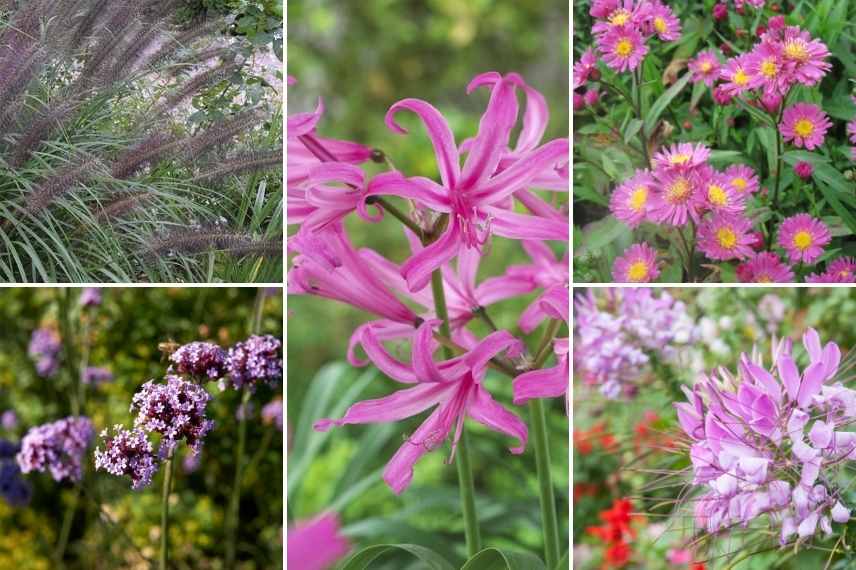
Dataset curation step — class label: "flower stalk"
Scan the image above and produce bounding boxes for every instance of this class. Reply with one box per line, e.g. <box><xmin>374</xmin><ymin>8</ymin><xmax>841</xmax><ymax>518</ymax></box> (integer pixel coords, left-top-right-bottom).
<box><xmin>160</xmin><ymin>455</ymin><xmax>174</xmax><ymax>570</ymax></box>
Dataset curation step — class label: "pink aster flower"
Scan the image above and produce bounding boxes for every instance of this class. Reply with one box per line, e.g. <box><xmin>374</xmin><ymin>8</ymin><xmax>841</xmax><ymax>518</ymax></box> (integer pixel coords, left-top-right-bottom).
<box><xmin>780</xmin><ymin>103</ymin><xmax>831</xmax><ymax>150</ymax></box>
<box><xmin>807</xmin><ymin>257</ymin><xmax>856</xmax><ymax>283</ymax></box>
<box><xmin>609</xmin><ymin>169</ymin><xmax>655</xmax><ymax>228</ymax></box>
<box><xmin>737</xmin><ymin>252</ymin><xmax>795</xmax><ymax>283</ymax></box>
<box><xmin>377</xmin><ymin>72</ymin><xmax>569</xmax><ymax>292</ymax></box>
<box><xmin>317</xmin><ymin>321</ymin><xmax>527</xmax><ymax>494</ymax></box>
<box><xmin>719</xmin><ymin>54</ymin><xmax>753</xmax><ymax>97</ymax></box>
<box><xmin>806</xmin><ymin>270</ymin><xmax>856</xmax><ymax>284</ymax></box>
<box><xmin>689</xmin><ymin>50</ymin><xmax>722</xmax><ymax>87</ymax></box>
<box><xmin>597</xmin><ymin>27</ymin><xmax>648</xmax><ymax>73</ymax></box>
<box><xmin>591</xmin><ymin>0</ymin><xmax>650</xmax><ymax>36</ymax></box>
<box><xmin>777</xmin><ymin>213</ymin><xmax>831</xmax><ymax>265</ymax></box>
<box><xmin>644</xmin><ymin>1</ymin><xmax>681</xmax><ymax>41</ymax></box>
<box><xmin>573</xmin><ymin>48</ymin><xmax>599</xmax><ymax>89</ymax></box>
<box><xmin>612</xmin><ymin>243</ymin><xmax>660</xmax><ymax>283</ymax></box>
<box><xmin>724</xmin><ymin>164</ymin><xmax>760</xmax><ymax>194</ymax></box>
<box><xmin>648</xmin><ymin>169</ymin><xmax>702</xmax><ymax>226</ymax></box>
<box><xmin>653</xmin><ymin>142</ymin><xmax>711</xmax><ymax>173</ymax></box>
<box><xmin>693</xmin><ymin>168</ymin><xmax>746</xmax><ymax>214</ymax></box>
<box><xmin>697</xmin><ymin>213</ymin><xmax>756</xmax><ymax>261</ymax></box>
<box><xmin>794</xmin><ymin>161</ymin><xmax>814</xmax><ymax>180</ymax></box>
<box><xmin>287</xmin><ymin>513</ymin><xmax>351</xmax><ymax>570</ymax></box>
<box><xmin>746</xmin><ymin>42</ymin><xmax>789</xmax><ymax>96</ymax></box>
<box><xmin>779</xmin><ymin>26</ymin><xmax>831</xmax><ymax>87</ymax></box>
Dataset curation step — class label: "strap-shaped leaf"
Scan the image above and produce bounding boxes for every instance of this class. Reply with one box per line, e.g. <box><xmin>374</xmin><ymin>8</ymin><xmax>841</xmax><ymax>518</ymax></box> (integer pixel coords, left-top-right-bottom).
<box><xmin>460</xmin><ymin>547</ymin><xmax>546</xmax><ymax>570</ymax></box>
<box><xmin>341</xmin><ymin>543</ymin><xmax>456</xmax><ymax>570</ymax></box>
<box><xmin>643</xmin><ymin>73</ymin><xmax>691</xmax><ymax>137</ymax></box>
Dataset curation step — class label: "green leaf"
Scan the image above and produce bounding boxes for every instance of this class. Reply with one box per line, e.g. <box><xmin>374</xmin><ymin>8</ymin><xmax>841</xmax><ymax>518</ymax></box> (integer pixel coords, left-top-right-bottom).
<box><xmin>755</xmin><ymin>127</ymin><xmax>778</xmax><ymax>178</ymax></box>
<box><xmin>574</xmin><ymin>216</ymin><xmax>630</xmax><ymax>256</ymax></box>
<box><xmin>554</xmin><ymin>551</ymin><xmax>569</xmax><ymax>570</ymax></box>
<box><xmin>460</xmin><ymin>547</ymin><xmax>546</xmax><ymax>570</ymax></box>
<box><xmin>340</xmin><ymin>544</ymin><xmax>456</xmax><ymax>570</ymax></box>
<box><xmin>644</xmin><ymin>73</ymin><xmax>692</xmax><ymax>137</ymax></box>
<box><xmin>623</xmin><ymin>118</ymin><xmax>644</xmax><ymax>144</ymax></box>
<box><xmin>816</xmin><ymin>180</ymin><xmax>856</xmax><ymax>235</ymax></box>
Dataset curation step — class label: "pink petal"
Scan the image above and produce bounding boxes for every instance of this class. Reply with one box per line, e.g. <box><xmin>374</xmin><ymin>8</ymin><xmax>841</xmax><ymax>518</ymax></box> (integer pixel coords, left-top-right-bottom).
<box><xmin>471</xmin><ymin>139</ymin><xmax>570</xmax><ymax>205</ymax></box>
<box><xmin>400</xmin><ymin>223</ymin><xmax>462</xmax><ymax>292</ymax></box>
<box><xmin>357</xmin><ymin>325</ymin><xmax>418</xmax><ymax>383</ymax></box>
<box><xmin>467</xmin><ymin>385</ymin><xmax>527</xmax><ymax>454</ymax></box>
<box><xmin>797</xmin><ymin>361</ymin><xmax>826</xmax><ymax>408</ymax></box>
<box><xmin>411</xmin><ymin>320</ymin><xmax>448</xmax><ymax>383</ymax></box>
<box><xmin>473</xmin><ymin>274</ymin><xmax>536</xmax><ymax>306</ymax></box>
<box><xmin>513</xmin><ymin>362</ymin><xmax>568</xmax><ymax>405</ymax></box>
<box><xmin>385</xmin><ymin>99</ymin><xmax>460</xmax><ymax>189</ymax></box>
<box><xmin>287</xmin><ymin>98</ymin><xmax>324</xmax><ymax>137</ymax></box>
<box><xmin>314</xmin><ymin>136</ymin><xmax>373</xmax><ymax>163</ymax></box>
<box><xmin>741</xmin><ymin>358</ymin><xmax>782</xmax><ymax>404</ymax></box>
<box><xmin>821</xmin><ymin>342</ymin><xmax>841</xmax><ymax>378</ymax></box>
<box><xmin>308</xmin><ymin>162</ymin><xmax>365</xmax><ymax>187</ymax></box>
<box><xmin>347</xmin><ymin>320</ymin><xmax>413</xmax><ymax>368</ymax></box>
<box><xmin>516</xmin><ymin>81</ymin><xmax>550</xmax><ymax>153</ymax></box>
<box><xmin>365</xmin><ymin>172</ymin><xmax>452</xmax><ymax>213</ymax></box>
<box><xmin>777</xmin><ymin>354</ymin><xmax>801</xmax><ymax>402</ymax></box>
<box><xmin>803</xmin><ymin>328</ymin><xmax>822</xmax><ymax>362</ymax></box>
<box><xmin>462</xmin><ymin>330</ymin><xmax>523</xmax><ymax>373</ymax></box>
<box><xmin>286</xmin><ymin>513</ymin><xmax>351</xmax><ymax>570</ymax></box>
<box><xmin>485</xmin><ymin>206</ymin><xmax>569</xmax><ymax>241</ymax></box>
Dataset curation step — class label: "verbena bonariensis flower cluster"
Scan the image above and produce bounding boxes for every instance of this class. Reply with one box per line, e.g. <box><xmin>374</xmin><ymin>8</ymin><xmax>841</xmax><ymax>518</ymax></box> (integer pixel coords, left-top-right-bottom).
<box><xmin>0</xmin><ymin>439</ymin><xmax>31</xmax><ymax>506</ymax></box>
<box><xmin>574</xmin><ymin>2</ymin><xmax>855</xmax><ymax>283</ymax></box>
<box><xmin>17</xmin><ymin>417</ymin><xmax>93</xmax><ymax>483</ymax></box>
<box><xmin>676</xmin><ymin>329</ymin><xmax>854</xmax><ymax>545</ymax></box>
<box><xmin>288</xmin><ymin>71</ymin><xmax>568</xmax><ymax>495</ymax></box>
<box><xmin>28</xmin><ymin>328</ymin><xmax>62</xmax><ymax>378</ymax></box>
<box><xmin>574</xmin><ymin>288</ymin><xmax>697</xmax><ymax>399</ymax></box>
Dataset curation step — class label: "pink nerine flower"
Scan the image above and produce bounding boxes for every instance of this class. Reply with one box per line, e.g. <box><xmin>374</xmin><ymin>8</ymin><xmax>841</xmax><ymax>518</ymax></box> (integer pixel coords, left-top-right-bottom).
<box><xmin>676</xmin><ymin>329</ymin><xmax>854</xmax><ymax>544</ymax></box>
<box><xmin>777</xmin><ymin>214</ymin><xmax>831</xmax><ymax>265</ymax></box>
<box><xmin>287</xmin><ymin>513</ymin><xmax>351</xmax><ymax>570</ymax></box>
<box><xmin>315</xmin><ymin>321</ymin><xmax>527</xmax><ymax>494</ymax></box>
<box><xmin>697</xmin><ymin>213</ymin><xmax>755</xmax><ymax>261</ymax></box>
<box><xmin>689</xmin><ymin>50</ymin><xmax>721</xmax><ymax>87</ymax></box>
<box><xmin>736</xmin><ymin>253</ymin><xmax>795</xmax><ymax>283</ymax></box>
<box><xmin>597</xmin><ymin>27</ymin><xmax>648</xmax><ymax>72</ymax></box>
<box><xmin>612</xmin><ymin>243</ymin><xmax>660</xmax><ymax>283</ymax></box>
<box><xmin>609</xmin><ymin>169</ymin><xmax>655</xmax><ymax>228</ymax></box>
<box><xmin>780</xmin><ymin>103</ymin><xmax>831</xmax><ymax>150</ymax></box>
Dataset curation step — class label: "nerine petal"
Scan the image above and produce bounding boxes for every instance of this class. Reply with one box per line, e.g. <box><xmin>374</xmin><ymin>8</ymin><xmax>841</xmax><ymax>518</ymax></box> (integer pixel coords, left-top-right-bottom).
<box><xmin>467</xmin><ymin>385</ymin><xmax>527</xmax><ymax>454</ymax></box>
<box><xmin>385</xmin><ymin>99</ymin><xmax>460</xmax><ymax>189</ymax></box>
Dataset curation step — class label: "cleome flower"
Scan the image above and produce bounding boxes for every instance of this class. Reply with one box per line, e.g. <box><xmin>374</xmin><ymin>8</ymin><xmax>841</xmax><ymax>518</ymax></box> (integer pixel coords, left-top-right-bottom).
<box><xmin>676</xmin><ymin>329</ymin><xmax>854</xmax><ymax>544</ymax></box>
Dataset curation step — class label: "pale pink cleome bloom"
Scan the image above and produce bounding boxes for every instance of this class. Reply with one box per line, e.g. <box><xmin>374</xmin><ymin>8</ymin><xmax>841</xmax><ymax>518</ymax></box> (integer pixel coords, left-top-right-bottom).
<box><xmin>777</xmin><ymin>213</ymin><xmax>831</xmax><ymax>265</ymax></box>
<box><xmin>724</xmin><ymin>164</ymin><xmax>760</xmax><ymax>195</ymax></box>
<box><xmin>316</xmin><ymin>321</ymin><xmax>528</xmax><ymax>494</ymax></box>
<box><xmin>612</xmin><ymin>243</ymin><xmax>660</xmax><ymax>283</ymax></box>
<box><xmin>780</xmin><ymin>103</ymin><xmax>831</xmax><ymax>150</ymax></box>
<box><xmin>287</xmin><ymin>513</ymin><xmax>350</xmax><ymax>570</ymax></box>
<box><xmin>689</xmin><ymin>50</ymin><xmax>722</xmax><ymax>87</ymax></box>
<box><xmin>597</xmin><ymin>27</ymin><xmax>648</xmax><ymax>72</ymax></box>
<box><xmin>697</xmin><ymin>213</ymin><xmax>756</xmax><ymax>261</ymax></box>
<box><xmin>736</xmin><ymin>252</ymin><xmax>795</xmax><ymax>283</ymax></box>
<box><xmin>609</xmin><ymin>169</ymin><xmax>655</xmax><ymax>228</ymax></box>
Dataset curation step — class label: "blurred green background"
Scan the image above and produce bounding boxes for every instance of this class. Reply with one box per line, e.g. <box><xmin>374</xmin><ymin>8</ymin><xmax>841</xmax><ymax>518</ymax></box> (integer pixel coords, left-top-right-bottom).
<box><xmin>0</xmin><ymin>287</ymin><xmax>283</xmax><ymax>569</ymax></box>
<box><xmin>287</xmin><ymin>1</ymin><xmax>569</xmax><ymax>567</ymax></box>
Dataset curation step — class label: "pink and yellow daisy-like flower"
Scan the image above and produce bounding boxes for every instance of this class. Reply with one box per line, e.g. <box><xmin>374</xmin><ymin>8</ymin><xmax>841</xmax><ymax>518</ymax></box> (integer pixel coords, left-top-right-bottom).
<box><xmin>724</xmin><ymin>164</ymin><xmax>759</xmax><ymax>194</ymax></box>
<box><xmin>746</xmin><ymin>43</ymin><xmax>788</xmax><ymax>96</ymax></box>
<box><xmin>736</xmin><ymin>252</ymin><xmax>795</xmax><ymax>283</ymax></box>
<box><xmin>612</xmin><ymin>243</ymin><xmax>660</xmax><ymax>283</ymax></box>
<box><xmin>826</xmin><ymin>257</ymin><xmax>856</xmax><ymax>281</ymax></box>
<box><xmin>648</xmin><ymin>170</ymin><xmax>701</xmax><ymax>226</ymax></box>
<box><xmin>645</xmin><ymin>1</ymin><xmax>681</xmax><ymax>41</ymax></box>
<box><xmin>779</xmin><ymin>26</ymin><xmax>831</xmax><ymax>87</ymax></box>
<box><xmin>805</xmin><ymin>271</ymin><xmax>856</xmax><ymax>283</ymax></box>
<box><xmin>597</xmin><ymin>27</ymin><xmax>648</xmax><ymax>73</ymax></box>
<box><xmin>777</xmin><ymin>213</ymin><xmax>831</xmax><ymax>264</ymax></box>
<box><xmin>780</xmin><ymin>103</ymin><xmax>831</xmax><ymax>150</ymax></box>
<box><xmin>609</xmin><ymin>170</ymin><xmax>655</xmax><ymax>228</ymax></box>
<box><xmin>689</xmin><ymin>50</ymin><xmax>722</xmax><ymax>87</ymax></box>
<box><xmin>697</xmin><ymin>213</ymin><xmax>755</xmax><ymax>261</ymax></box>
<box><xmin>693</xmin><ymin>168</ymin><xmax>746</xmax><ymax>214</ymax></box>
<box><xmin>653</xmin><ymin>142</ymin><xmax>710</xmax><ymax>173</ymax></box>
<box><xmin>573</xmin><ymin>48</ymin><xmax>599</xmax><ymax>89</ymax></box>
<box><xmin>719</xmin><ymin>54</ymin><xmax>752</xmax><ymax>96</ymax></box>
<box><xmin>591</xmin><ymin>0</ymin><xmax>649</xmax><ymax>36</ymax></box>
<box><xmin>847</xmin><ymin>118</ymin><xmax>856</xmax><ymax>161</ymax></box>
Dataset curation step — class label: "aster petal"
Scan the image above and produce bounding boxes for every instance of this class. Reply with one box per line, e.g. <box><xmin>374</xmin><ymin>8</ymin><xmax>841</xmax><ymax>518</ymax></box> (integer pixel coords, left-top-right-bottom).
<box><xmin>400</xmin><ymin>223</ymin><xmax>462</xmax><ymax>292</ymax></box>
<box><xmin>385</xmin><ymin>99</ymin><xmax>461</xmax><ymax>189</ymax></box>
<box><xmin>467</xmin><ymin>385</ymin><xmax>527</xmax><ymax>454</ymax></box>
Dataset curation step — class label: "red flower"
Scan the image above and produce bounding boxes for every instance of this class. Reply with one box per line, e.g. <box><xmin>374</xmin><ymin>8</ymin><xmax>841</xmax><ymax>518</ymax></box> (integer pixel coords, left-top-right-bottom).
<box><xmin>604</xmin><ymin>541</ymin><xmax>631</xmax><ymax>567</ymax></box>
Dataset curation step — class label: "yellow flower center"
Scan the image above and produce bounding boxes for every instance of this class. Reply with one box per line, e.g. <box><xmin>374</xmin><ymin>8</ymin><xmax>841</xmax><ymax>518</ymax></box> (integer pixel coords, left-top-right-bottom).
<box><xmin>732</xmin><ymin>177</ymin><xmax>747</xmax><ymax>191</ymax></box>
<box><xmin>654</xmin><ymin>17</ymin><xmax>667</xmax><ymax>34</ymax></box>
<box><xmin>734</xmin><ymin>69</ymin><xmax>748</xmax><ymax>86</ymax></box>
<box><xmin>793</xmin><ymin>230</ymin><xmax>813</xmax><ymax>251</ymax></box>
<box><xmin>700</xmin><ymin>61</ymin><xmax>712</xmax><ymax>73</ymax></box>
<box><xmin>784</xmin><ymin>41</ymin><xmax>809</xmax><ymax>62</ymax></box>
<box><xmin>794</xmin><ymin>118</ymin><xmax>815</xmax><ymax>137</ymax></box>
<box><xmin>670</xmin><ymin>153</ymin><xmax>691</xmax><ymax>165</ymax></box>
<box><xmin>667</xmin><ymin>178</ymin><xmax>691</xmax><ymax>203</ymax></box>
<box><xmin>708</xmin><ymin>184</ymin><xmax>728</xmax><ymax>206</ymax></box>
<box><xmin>610</xmin><ymin>10</ymin><xmax>631</xmax><ymax>26</ymax></box>
<box><xmin>840</xmin><ymin>270</ymin><xmax>851</xmax><ymax>278</ymax></box>
<box><xmin>629</xmin><ymin>187</ymin><xmax>648</xmax><ymax>212</ymax></box>
<box><xmin>757</xmin><ymin>274</ymin><xmax>772</xmax><ymax>283</ymax></box>
<box><xmin>615</xmin><ymin>39</ymin><xmax>633</xmax><ymax>57</ymax></box>
<box><xmin>627</xmin><ymin>261</ymin><xmax>649</xmax><ymax>282</ymax></box>
<box><xmin>761</xmin><ymin>58</ymin><xmax>778</xmax><ymax>78</ymax></box>
<box><xmin>716</xmin><ymin>227</ymin><xmax>737</xmax><ymax>249</ymax></box>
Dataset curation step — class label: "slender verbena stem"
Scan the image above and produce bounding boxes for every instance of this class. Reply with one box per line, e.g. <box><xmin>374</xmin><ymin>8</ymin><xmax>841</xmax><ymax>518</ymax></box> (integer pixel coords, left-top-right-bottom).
<box><xmin>430</xmin><ymin>269</ymin><xmax>481</xmax><ymax>557</ymax></box>
<box><xmin>160</xmin><ymin>455</ymin><xmax>174</xmax><ymax>570</ymax></box>
<box><xmin>55</xmin><ymin>485</ymin><xmax>81</xmax><ymax>567</ymax></box>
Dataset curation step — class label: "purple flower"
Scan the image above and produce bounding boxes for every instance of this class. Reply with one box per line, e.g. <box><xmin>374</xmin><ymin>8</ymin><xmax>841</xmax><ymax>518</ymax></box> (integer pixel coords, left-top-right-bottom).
<box><xmin>28</xmin><ymin>328</ymin><xmax>61</xmax><ymax>378</ymax></box>
<box><xmin>0</xmin><ymin>460</ymin><xmax>31</xmax><ymax>507</ymax></box>
<box><xmin>94</xmin><ymin>426</ymin><xmax>159</xmax><ymax>490</ymax></box>
<box><xmin>82</xmin><ymin>366</ymin><xmax>114</xmax><ymax>386</ymax></box>
<box><xmin>131</xmin><ymin>377</ymin><xmax>214</xmax><ymax>458</ymax></box>
<box><xmin>16</xmin><ymin>417</ymin><xmax>93</xmax><ymax>482</ymax></box>
<box><xmin>287</xmin><ymin>513</ymin><xmax>351</xmax><ymax>570</ymax></box>
<box><xmin>262</xmin><ymin>399</ymin><xmax>283</xmax><ymax>431</ymax></box>
<box><xmin>677</xmin><ymin>328</ymin><xmax>855</xmax><ymax>544</ymax></box>
<box><xmin>79</xmin><ymin>287</ymin><xmax>102</xmax><ymax>307</ymax></box>
<box><xmin>169</xmin><ymin>341</ymin><xmax>227</xmax><ymax>379</ymax></box>
<box><xmin>235</xmin><ymin>401</ymin><xmax>255</xmax><ymax>421</ymax></box>
<box><xmin>1</xmin><ymin>411</ymin><xmax>17</xmax><ymax>430</ymax></box>
<box><xmin>222</xmin><ymin>335</ymin><xmax>283</xmax><ymax>391</ymax></box>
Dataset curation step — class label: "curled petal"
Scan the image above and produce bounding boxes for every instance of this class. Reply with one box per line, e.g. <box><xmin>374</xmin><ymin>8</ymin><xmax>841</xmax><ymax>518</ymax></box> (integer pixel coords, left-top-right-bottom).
<box><xmin>513</xmin><ymin>360</ymin><xmax>568</xmax><ymax>406</ymax></box>
<box><xmin>411</xmin><ymin>320</ymin><xmax>448</xmax><ymax>383</ymax></box>
<box><xmin>287</xmin><ymin>98</ymin><xmax>324</xmax><ymax>137</ymax></box>
<box><xmin>385</xmin><ymin>99</ymin><xmax>460</xmax><ymax>189</ymax></box>
<box><xmin>358</xmin><ymin>325</ymin><xmax>418</xmax><ymax>383</ymax></box>
<box><xmin>462</xmin><ymin>329</ymin><xmax>523</xmax><ymax>373</ymax></box>
<box><xmin>365</xmin><ymin>172</ymin><xmax>452</xmax><ymax>213</ymax></box>
<box><xmin>486</xmin><ymin>206</ymin><xmax>569</xmax><ymax>241</ymax></box>
<box><xmin>471</xmin><ymin>139</ymin><xmax>570</xmax><ymax>205</ymax></box>
<box><xmin>460</xmin><ymin>76</ymin><xmax>519</xmax><ymax>190</ymax></box>
<box><xmin>400</xmin><ymin>223</ymin><xmax>462</xmax><ymax>292</ymax></box>
<box><xmin>467</xmin><ymin>385</ymin><xmax>527</xmax><ymax>454</ymax></box>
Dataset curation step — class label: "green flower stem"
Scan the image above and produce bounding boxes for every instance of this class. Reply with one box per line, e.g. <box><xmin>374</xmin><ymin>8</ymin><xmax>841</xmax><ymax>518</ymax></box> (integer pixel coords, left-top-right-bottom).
<box><xmin>431</xmin><ymin>269</ymin><xmax>481</xmax><ymax>557</ymax></box>
<box><xmin>529</xmin><ymin>399</ymin><xmax>560</xmax><ymax>568</ymax></box>
<box><xmin>160</xmin><ymin>456</ymin><xmax>174</xmax><ymax>570</ymax></box>
<box><xmin>54</xmin><ymin>485</ymin><xmax>80</xmax><ymax>567</ymax></box>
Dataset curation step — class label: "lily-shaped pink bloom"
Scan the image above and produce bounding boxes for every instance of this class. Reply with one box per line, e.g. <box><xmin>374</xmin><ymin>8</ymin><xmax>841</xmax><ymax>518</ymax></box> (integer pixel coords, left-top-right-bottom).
<box><xmin>509</xmin><ymin>241</ymin><xmax>569</xmax><ymax>333</ymax></box>
<box><xmin>286</xmin><ymin>512</ymin><xmax>351</xmax><ymax>570</ymax></box>
<box><xmin>368</xmin><ymin>72</ymin><xmax>569</xmax><ymax>291</ymax></box>
<box><xmin>513</xmin><ymin>285</ymin><xmax>569</xmax><ymax>411</ymax></box>
<box><xmin>315</xmin><ymin>320</ymin><xmax>528</xmax><ymax>494</ymax></box>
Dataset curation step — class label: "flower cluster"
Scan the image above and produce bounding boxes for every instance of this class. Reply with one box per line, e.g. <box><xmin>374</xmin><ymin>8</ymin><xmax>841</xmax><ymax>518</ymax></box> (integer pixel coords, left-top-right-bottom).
<box><xmin>574</xmin><ymin>288</ymin><xmax>696</xmax><ymax>398</ymax></box>
<box><xmin>28</xmin><ymin>328</ymin><xmax>61</xmax><ymax>378</ymax></box>
<box><xmin>79</xmin><ymin>287</ymin><xmax>102</xmax><ymax>307</ymax></box>
<box><xmin>574</xmin><ymin>422</ymin><xmax>617</xmax><ymax>456</ymax></box>
<box><xmin>676</xmin><ymin>329</ymin><xmax>854</xmax><ymax>544</ymax></box>
<box><xmin>169</xmin><ymin>341</ymin><xmax>227</xmax><ymax>380</ymax></box>
<box><xmin>262</xmin><ymin>399</ymin><xmax>283</xmax><ymax>431</ymax></box>
<box><xmin>93</xmin><ymin>426</ymin><xmax>158</xmax><ymax>490</ymax></box>
<box><xmin>82</xmin><ymin>366</ymin><xmax>114</xmax><ymax>386</ymax></box>
<box><xmin>16</xmin><ymin>417</ymin><xmax>93</xmax><ymax>482</ymax></box>
<box><xmin>585</xmin><ymin>498</ymin><xmax>639</xmax><ymax>568</ymax></box>
<box><xmin>591</xmin><ymin>1</ymin><xmax>681</xmax><ymax>73</ymax></box>
<box><xmin>0</xmin><ymin>439</ymin><xmax>30</xmax><ymax>506</ymax></box>
<box><xmin>222</xmin><ymin>334</ymin><xmax>283</xmax><ymax>391</ymax></box>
